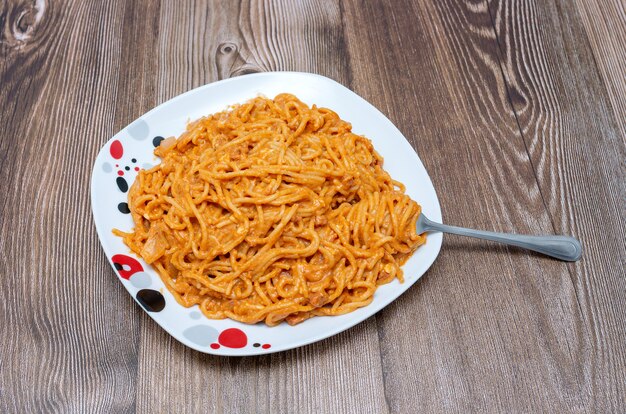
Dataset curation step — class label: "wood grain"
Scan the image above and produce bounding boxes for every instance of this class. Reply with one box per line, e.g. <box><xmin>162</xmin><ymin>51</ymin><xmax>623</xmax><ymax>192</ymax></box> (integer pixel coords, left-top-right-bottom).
<box><xmin>574</xmin><ymin>0</ymin><xmax>626</xmax><ymax>140</ymax></box>
<box><xmin>488</xmin><ymin>0</ymin><xmax>626</xmax><ymax>410</ymax></box>
<box><xmin>0</xmin><ymin>0</ymin><xmax>624</xmax><ymax>412</ymax></box>
<box><xmin>1</xmin><ymin>1</ymin><xmax>143</xmax><ymax>412</ymax></box>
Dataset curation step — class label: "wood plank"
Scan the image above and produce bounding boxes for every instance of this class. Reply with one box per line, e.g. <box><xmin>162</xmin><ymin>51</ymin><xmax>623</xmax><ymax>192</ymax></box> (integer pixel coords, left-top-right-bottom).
<box><xmin>574</xmin><ymin>0</ymin><xmax>626</xmax><ymax>140</ymax></box>
<box><xmin>0</xmin><ymin>0</ymin><xmax>149</xmax><ymax>412</ymax></box>
<box><xmin>343</xmin><ymin>0</ymin><xmax>612</xmax><ymax>411</ymax></box>
<box><xmin>134</xmin><ymin>2</ymin><xmax>388</xmax><ymax>413</ymax></box>
<box><xmin>489</xmin><ymin>0</ymin><xmax>626</xmax><ymax>411</ymax></box>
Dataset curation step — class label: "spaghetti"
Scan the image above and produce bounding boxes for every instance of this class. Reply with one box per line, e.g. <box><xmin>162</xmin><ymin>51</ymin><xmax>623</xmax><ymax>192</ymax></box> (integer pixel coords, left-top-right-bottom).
<box><xmin>114</xmin><ymin>94</ymin><xmax>426</xmax><ymax>326</ymax></box>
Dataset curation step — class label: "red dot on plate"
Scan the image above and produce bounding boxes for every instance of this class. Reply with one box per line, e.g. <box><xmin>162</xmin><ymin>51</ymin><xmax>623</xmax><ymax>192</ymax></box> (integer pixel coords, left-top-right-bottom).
<box><xmin>117</xmin><ymin>171</ymin><xmax>124</xmax><ymax>176</ymax></box>
<box><xmin>262</xmin><ymin>344</ymin><xmax>271</xmax><ymax>349</ymax></box>
<box><xmin>115</xmin><ymin>164</ymin><xmax>119</xmax><ymax>167</ymax></box>
<box><xmin>110</xmin><ymin>140</ymin><xmax>123</xmax><ymax>159</ymax></box>
<box><xmin>134</xmin><ymin>167</ymin><xmax>140</xmax><ymax>171</ymax></box>
<box><xmin>111</xmin><ymin>254</ymin><xmax>144</xmax><ymax>279</ymax></box>
<box><xmin>218</xmin><ymin>328</ymin><xmax>247</xmax><ymax>348</ymax></box>
<box><xmin>210</xmin><ymin>343</ymin><xmax>220</xmax><ymax>349</ymax></box>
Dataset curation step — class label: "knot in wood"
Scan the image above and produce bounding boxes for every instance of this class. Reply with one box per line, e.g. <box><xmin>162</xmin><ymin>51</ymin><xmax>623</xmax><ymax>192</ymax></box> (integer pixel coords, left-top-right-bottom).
<box><xmin>1</xmin><ymin>0</ymin><xmax>46</xmax><ymax>49</ymax></box>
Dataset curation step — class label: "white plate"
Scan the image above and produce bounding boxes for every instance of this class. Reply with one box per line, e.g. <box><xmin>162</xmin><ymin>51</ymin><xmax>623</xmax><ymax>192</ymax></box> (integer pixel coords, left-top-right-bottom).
<box><xmin>91</xmin><ymin>72</ymin><xmax>442</xmax><ymax>355</ymax></box>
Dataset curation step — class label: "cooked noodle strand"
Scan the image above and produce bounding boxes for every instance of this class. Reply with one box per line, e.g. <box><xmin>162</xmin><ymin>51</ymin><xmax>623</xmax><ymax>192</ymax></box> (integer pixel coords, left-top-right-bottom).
<box><xmin>114</xmin><ymin>94</ymin><xmax>425</xmax><ymax>326</ymax></box>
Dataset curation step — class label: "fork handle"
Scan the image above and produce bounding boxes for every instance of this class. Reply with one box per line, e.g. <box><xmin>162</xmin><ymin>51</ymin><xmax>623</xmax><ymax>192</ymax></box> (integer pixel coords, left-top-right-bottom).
<box><xmin>421</xmin><ymin>219</ymin><xmax>582</xmax><ymax>262</ymax></box>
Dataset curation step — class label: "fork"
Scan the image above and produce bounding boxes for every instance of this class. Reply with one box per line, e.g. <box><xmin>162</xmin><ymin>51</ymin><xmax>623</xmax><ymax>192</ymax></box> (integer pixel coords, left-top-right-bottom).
<box><xmin>416</xmin><ymin>214</ymin><xmax>582</xmax><ymax>261</ymax></box>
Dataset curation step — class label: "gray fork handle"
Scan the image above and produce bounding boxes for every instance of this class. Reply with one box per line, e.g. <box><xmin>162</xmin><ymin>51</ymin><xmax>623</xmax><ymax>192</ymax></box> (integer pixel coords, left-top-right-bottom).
<box><xmin>419</xmin><ymin>216</ymin><xmax>582</xmax><ymax>262</ymax></box>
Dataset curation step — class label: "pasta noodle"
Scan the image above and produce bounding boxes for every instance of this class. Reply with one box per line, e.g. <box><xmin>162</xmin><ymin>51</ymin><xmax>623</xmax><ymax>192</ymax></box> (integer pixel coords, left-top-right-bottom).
<box><xmin>114</xmin><ymin>94</ymin><xmax>426</xmax><ymax>326</ymax></box>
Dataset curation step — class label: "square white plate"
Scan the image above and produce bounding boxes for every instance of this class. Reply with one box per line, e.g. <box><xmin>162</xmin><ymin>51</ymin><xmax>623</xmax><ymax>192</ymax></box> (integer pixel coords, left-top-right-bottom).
<box><xmin>91</xmin><ymin>72</ymin><xmax>442</xmax><ymax>355</ymax></box>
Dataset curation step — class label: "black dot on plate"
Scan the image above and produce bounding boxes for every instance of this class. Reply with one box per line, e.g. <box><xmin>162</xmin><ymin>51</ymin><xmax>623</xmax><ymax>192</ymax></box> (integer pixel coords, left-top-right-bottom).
<box><xmin>131</xmin><ymin>158</ymin><xmax>137</xmax><ymax>163</ymax></box>
<box><xmin>152</xmin><ymin>136</ymin><xmax>164</xmax><ymax>147</ymax></box>
<box><xmin>253</xmin><ymin>343</ymin><xmax>260</xmax><ymax>347</ymax></box>
<box><xmin>136</xmin><ymin>289</ymin><xmax>165</xmax><ymax>312</ymax></box>
<box><xmin>125</xmin><ymin>166</ymin><xmax>130</xmax><ymax>171</ymax></box>
<box><xmin>118</xmin><ymin>202</ymin><xmax>130</xmax><ymax>214</ymax></box>
<box><xmin>116</xmin><ymin>176</ymin><xmax>128</xmax><ymax>192</ymax></box>
<box><xmin>114</xmin><ymin>263</ymin><xmax>123</xmax><ymax>271</ymax></box>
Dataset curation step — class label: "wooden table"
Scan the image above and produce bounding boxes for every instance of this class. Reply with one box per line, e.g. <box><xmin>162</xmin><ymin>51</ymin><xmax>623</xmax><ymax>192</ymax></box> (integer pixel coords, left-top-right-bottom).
<box><xmin>1</xmin><ymin>1</ymin><xmax>624</xmax><ymax>412</ymax></box>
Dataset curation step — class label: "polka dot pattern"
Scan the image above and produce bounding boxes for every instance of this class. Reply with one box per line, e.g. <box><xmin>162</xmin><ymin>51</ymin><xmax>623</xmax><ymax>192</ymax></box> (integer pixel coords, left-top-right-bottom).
<box><xmin>127</xmin><ymin>118</ymin><xmax>149</xmax><ymax>141</ymax></box>
<box><xmin>217</xmin><ymin>328</ymin><xmax>247</xmax><ymax>349</ymax></box>
<box><xmin>136</xmin><ymin>289</ymin><xmax>165</xmax><ymax>312</ymax></box>
<box><xmin>117</xmin><ymin>202</ymin><xmax>130</xmax><ymax>214</ymax></box>
<box><xmin>182</xmin><ymin>325</ymin><xmax>219</xmax><ymax>347</ymax></box>
<box><xmin>129</xmin><ymin>272</ymin><xmax>151</xmax><ymax>289</ymax></box>
<box><xmin>110</xmin><ymin>140</ymin><xmax>123</xmax><ymax>159</ymax></box>
<box><xmin>152</xmin><ymin>136</ymin><xmax>164</xmax><ymax>147</ymax></box>
<box><xmin>116</xmin><ymin>177</ymin><xmax>128</xmax><ymax>192</ymax></box>
<box><xmin>111</xmin><ymin>254</ymin><xmax>143</xmax><ymax>280</ymax></box>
